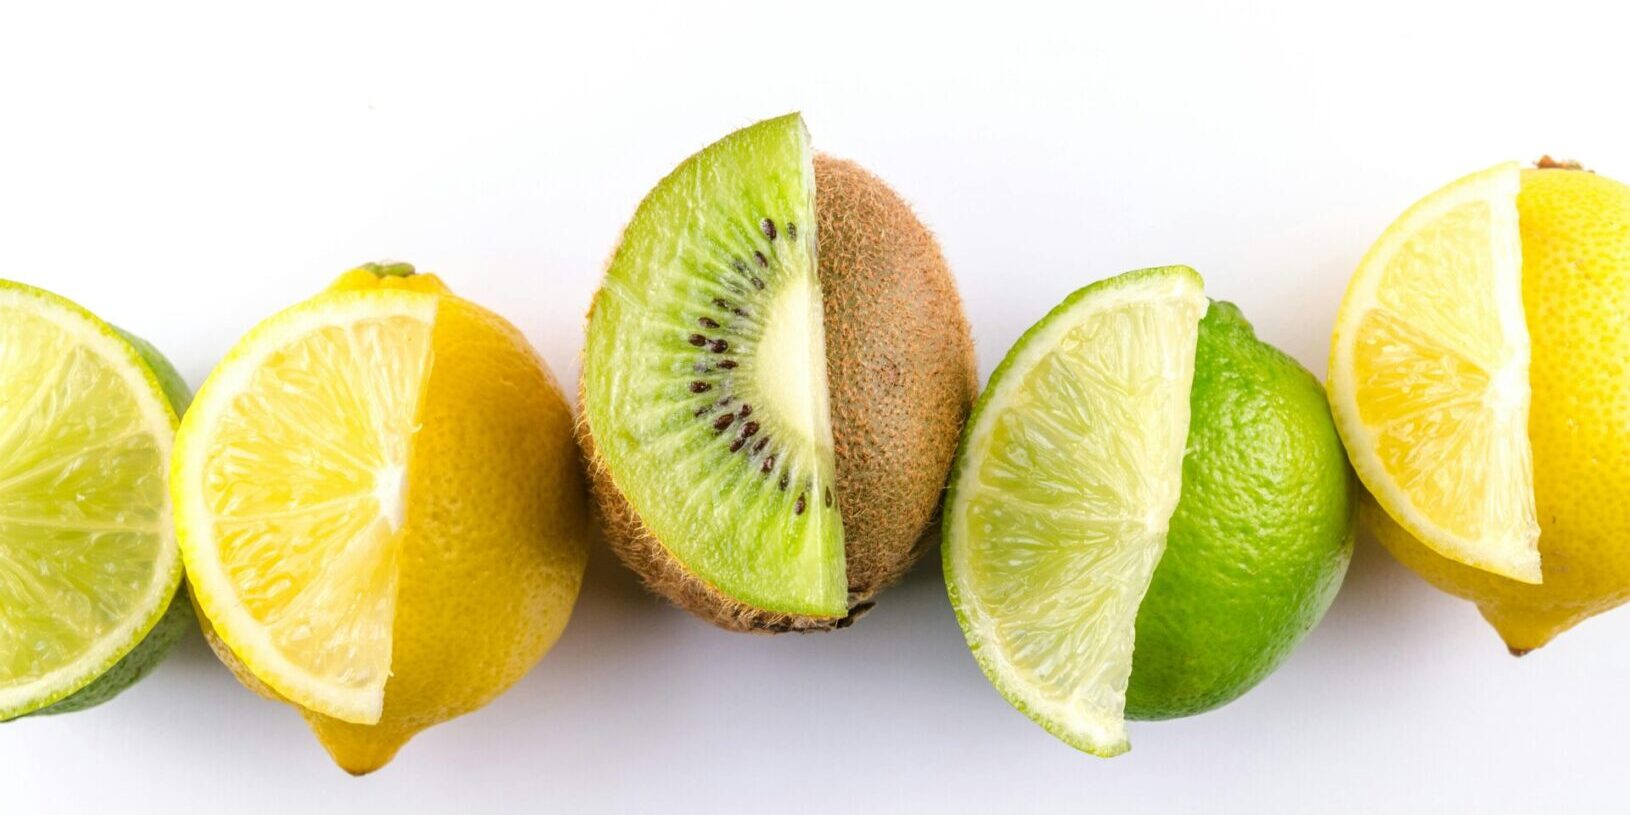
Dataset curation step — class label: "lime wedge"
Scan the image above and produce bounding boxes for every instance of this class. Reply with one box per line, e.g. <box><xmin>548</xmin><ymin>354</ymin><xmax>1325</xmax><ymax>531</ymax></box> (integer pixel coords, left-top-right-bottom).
<box><xmin>943</xmin><ymin>266</ymin><xmax>1206</xmax><ymax>756</ymax></box>
<box><xmin>0</xmin><ymin>281</ymin><xmax>182</xmax><ymax>720</ymax></box>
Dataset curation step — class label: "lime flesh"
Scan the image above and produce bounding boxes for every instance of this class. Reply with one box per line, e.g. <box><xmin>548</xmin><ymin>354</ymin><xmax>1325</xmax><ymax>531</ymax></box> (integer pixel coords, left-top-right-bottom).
<box><xmin>944</xmin><ymin>266</ymin><xmax>1206</xmax><ymax>756</ymax></box>
<box><xmin>0</xmin><ymin>281</ymin><xmax>182</xmax><ymax>720</ymax></box>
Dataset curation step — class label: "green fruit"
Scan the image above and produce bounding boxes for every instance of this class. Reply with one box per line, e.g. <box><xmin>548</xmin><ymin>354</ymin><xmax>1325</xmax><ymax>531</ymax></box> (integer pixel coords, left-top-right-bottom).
<box><xmin>1126</xmin><ymin>301</ymin><xmax>1354</xmax><ymax>720</ymax></box>
<box><xmin>0</xmin><ymin>282</ymin><xmax>187</xmax><ymax>720</ymax></box>
<box><xmin>581</xmin><ymin>113</ymin><xmax>977</xmax><ymax>632</ymax></box>
<box><xmin>33</xmin><ymin>589</ymin><xmax>192</xmax><ymax>716</ymax></box>
<box><xmin>31</xmin><ymin>326</ymin><xmax>194</xmax><ymax>718</ymax></box>
<box><xmin>943</xmin><ymin>266</ymin><xmax>1208</xmax><ymax>757</ymax></box>
<box><xmin>583</xmin><ymin>114</ymin><xmax>844</xmax><ymax>623</ymax></box>
<box><xmin>112</xmin><ymin>327</ymin><xmax>193</xmax><ymax>416</ymax></box>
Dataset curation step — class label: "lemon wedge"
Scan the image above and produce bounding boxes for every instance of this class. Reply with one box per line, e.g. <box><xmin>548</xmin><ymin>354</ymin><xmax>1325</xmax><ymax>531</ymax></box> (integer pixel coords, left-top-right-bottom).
<box><xmin>1328</xmin><ymin>163</ymin><xmax>1540</xmax><ymax>582</ymax></box>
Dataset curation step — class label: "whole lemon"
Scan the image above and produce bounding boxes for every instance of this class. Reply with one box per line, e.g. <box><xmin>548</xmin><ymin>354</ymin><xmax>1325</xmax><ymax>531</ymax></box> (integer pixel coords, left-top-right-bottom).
<box><xmin>1370</xmin><ymin>165</ymin><xmax>1630</xmax><ymax>653</ymax></box>
<box><xmin>186</xmin><ymin>265</ymin><xmax>591</xmax><ymax>773</ymax></box>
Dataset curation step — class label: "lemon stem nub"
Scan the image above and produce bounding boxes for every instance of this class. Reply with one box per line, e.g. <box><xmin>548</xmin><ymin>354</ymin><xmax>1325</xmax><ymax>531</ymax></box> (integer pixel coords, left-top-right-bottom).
<box><xmin>1535</xmin><ymin>156</ymin><xmax>1585</xmax><ymax>172</ymax></box>
<box><xmin>359</xmin><ymin>262</ymin><xmax>418</xmax><ymax>279</ymax></box>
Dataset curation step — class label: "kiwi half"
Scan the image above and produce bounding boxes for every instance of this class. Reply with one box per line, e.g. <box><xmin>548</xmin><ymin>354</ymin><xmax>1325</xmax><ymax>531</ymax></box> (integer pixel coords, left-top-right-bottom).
<box><xmin>582</xmin><ymin>114</ymin><xmax>975</xmax><ymax>632</ymax></box>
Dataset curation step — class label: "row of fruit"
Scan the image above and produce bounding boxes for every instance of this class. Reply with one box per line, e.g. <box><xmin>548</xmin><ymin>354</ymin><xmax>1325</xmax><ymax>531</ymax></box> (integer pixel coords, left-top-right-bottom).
<box><xmin>2</xmin><ymin>114</ymin><xmax>1625</xmax><ymax>775</ymax></box>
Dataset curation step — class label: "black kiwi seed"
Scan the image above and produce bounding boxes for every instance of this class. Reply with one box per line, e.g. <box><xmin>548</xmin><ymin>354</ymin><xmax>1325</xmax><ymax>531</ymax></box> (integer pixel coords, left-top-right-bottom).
<box><xmin>741</xmin><ymin>421</ymin><xmax>759</xmax><ymax>438</ymax></box>
<box><xmin>718</xmin><ymin>359</ymin><xmax>738</xmax><ymax>369</ymax></box>
<box><xmin>761</xmin><ymin>455</ymin><xmax>775</xmax><ymax>473</ymax></box>
<box><xmin>752</xmin><ymin>438</ymin><xmax>768</xmax><ymax>454</ymax></box>
<box><xmin>713</xmin><ymin>297</ymin><xmax>732</xmax><ymax>310</ymax></box>
<box><xmin>688</xmin><ymin>334</ymin><xmax>707</xmax><ymax>347</ymax></box>
<box><xmin>693</xmin><ymin>405</ymin><xmax>712</xmax><ymax>417</ymax></box>
<box><xmin>786</xmin><ymin>222</ymin><xmax>797</xmax><ymax>239</ymax></box>
<box><xmin>751</xmin><ymin>276</ymin><xmax>765</xmax><ymax>290</ymax></box>
<box><xmin>698</xmin><ymin>317</ymin><xmax>719</xmax><ymax>329</ymax></box>
<box><xmin>795</xmin><ymin>494</ymin><xmax>806</xmax><ymax>515</ymax></box>
<box><xmin>710</xmin><ymin>339</ymin><xmax>729</xmax><ymax>353</ymax></box>
<box><xmin>689</xmin><ymin>381</ymin><xmax>711</xmax><ymax>393</ymax></box>
<box><xmin>739</xmin><ymin>404</ymin><xmax>752</xmax><ymax>418</ymax></box>
<box><xmin>729</xmin><ymin>438</ymin><xmax>746</xmax><ymax>453</ymax></box>
<box><xmin>778</xmin><ymin>473</ymin><xmax>789</xmax><ymax>491</ymax></box>
<box><xmin>713</xmin><ymin>413</ymin><xmax>735</xmax><ymax>432</ymax></box>
<box><xmin>761</xmin><ymin>218</ymin><xmax>777</xmax><ymax>240</ymax></box>
<box><xmin>753</xmin><ymin>250</ymin><xmax>769</xmax><ymax>268</ymax></box>
<box><xmin>732</xmin><ymin>259</ymin><xmax>748</xmax><ymax>274</ymax></box>
<box><xmin>824</xmin><ymin>488</ymin><xmax>833</xmax><ymax>507</ymax></box>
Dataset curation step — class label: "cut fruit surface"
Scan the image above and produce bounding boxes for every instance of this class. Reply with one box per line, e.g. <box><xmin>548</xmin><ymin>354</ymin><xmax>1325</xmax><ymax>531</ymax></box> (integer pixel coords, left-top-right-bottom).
<box><xmin>0</xmin><ymin>281</ymin><xmax>180</xmax><ymax>720</ymax></box>
<box><xmin>172</xmin><ymin>291</ymin><xmax>437</xmax><ymax>724</ymax></box>
<box><xmin>1329</xmin><ymin>163</ymin><xmax>1539</xmax><ymax>582</ymax></box>
<box><xmin>944</xmin><ymin>267</ymin><xmax>1206</xmax><ymax>756</ymax></box>
<box><xmin>583</xmin><ymin>113</ymin><xmax>846</xmax><ymax>619</ymax></box>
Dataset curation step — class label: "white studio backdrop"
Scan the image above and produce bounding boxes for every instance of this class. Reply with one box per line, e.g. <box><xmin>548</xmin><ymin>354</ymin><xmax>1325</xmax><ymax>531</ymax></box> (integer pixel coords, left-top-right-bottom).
<box><xmin>2</xmin><ymin>1</ymin><xmax>1627</xmax><ymax>812</ymax></box>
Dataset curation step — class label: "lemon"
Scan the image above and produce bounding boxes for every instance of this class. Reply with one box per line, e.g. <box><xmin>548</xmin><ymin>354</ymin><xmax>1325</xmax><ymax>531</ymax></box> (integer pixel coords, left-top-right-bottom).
<box><xmin>1328</xmin><ymin>163</ymin><xmax>1540</xmax><ymax>582</ymax></box>
<box><xmin>0</xmin><ymin>281</ymin><xmax>184</xmax><ymax>720</ymax></box>
<box><xmin>944</xmin><ymin>266</ymin><xmax>1207</xmax><ymax>757</ymax></box>
<box><xmin>173</xmin><ymin>263</ymin><xmax>591</xmax><ymax>773</ymax></box>
<box><xmin>1370</xmin><ymin>165</ymin><xmax>1630</xmax><ymax>653</ymax></box>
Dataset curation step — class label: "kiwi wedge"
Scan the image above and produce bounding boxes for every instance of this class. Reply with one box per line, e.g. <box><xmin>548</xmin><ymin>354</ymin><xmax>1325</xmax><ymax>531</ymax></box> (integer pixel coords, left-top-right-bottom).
<box><xmin>582</xmin><ymin>113</ymin><xmax>975</xmax><ymax>632</ymax></box>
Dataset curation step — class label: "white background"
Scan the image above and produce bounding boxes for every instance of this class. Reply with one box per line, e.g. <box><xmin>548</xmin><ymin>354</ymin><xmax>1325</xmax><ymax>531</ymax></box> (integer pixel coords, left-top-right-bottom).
<box><xmin>2</xmin><ymin>1</ymin><xmax>1627</xmax><ymax>812</ymax></box>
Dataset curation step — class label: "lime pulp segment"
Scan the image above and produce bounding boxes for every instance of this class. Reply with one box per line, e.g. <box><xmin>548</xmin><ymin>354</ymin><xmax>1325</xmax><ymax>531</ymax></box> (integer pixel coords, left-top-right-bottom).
<box><xmin>945</xmin><ymin>267</ymin><xmax>1207</xmax><ymax>756</ymax></box>
<box><xmin>0</xmin><ymin>281</ymin><xmax>180</xmax><ymax>720</ymax></box>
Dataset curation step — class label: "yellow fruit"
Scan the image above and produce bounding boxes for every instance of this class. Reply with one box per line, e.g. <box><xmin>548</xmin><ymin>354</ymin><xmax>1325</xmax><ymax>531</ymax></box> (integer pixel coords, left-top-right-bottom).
<box><xmin>173</xmin><ymin>263</ymin><xmax>590</xmax><ymax>773</ymax></box>
<box><xmin>1329</xmin><ymin>163</ymin><xmax>1539</xmax><ymax>582</ymax></box>
<box><xmin>1369</xmin><ymin>165</ymin><xmax>1630</xmax><ymax>653</ymax></box>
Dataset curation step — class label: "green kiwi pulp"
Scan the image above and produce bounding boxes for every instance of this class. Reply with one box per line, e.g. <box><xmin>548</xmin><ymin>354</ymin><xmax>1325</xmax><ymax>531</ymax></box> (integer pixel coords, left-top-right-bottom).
<box><xmin>582</xmin><ymin>114</ymin><xmax>847</xmax><ymax>620</ymax></box>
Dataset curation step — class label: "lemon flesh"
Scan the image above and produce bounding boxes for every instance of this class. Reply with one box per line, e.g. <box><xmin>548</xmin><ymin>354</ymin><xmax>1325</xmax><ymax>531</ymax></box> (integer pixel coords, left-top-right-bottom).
<box><xmin>0</xmin><ymin>281</ymin><xmax>180</xmax><ymax>720</ymax></box>
<box><xmin>1329</xmin><ymin>163</ymin><xmax>1540</xmax><ymax>582</ymax></box>
<box><xmin>173</xmin><ymin>291</ymin><xmax>436</xmax><ymax>725</ymax></box>
<box><xmin>944</xmin><ymin>266</ymin><xmax>1206</xmax><ymax>757</ymax></box>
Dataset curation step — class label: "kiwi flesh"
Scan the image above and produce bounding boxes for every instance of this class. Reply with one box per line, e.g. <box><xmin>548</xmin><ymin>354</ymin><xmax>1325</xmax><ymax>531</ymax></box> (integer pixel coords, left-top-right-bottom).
<box><xmin>582</xmin><ymin>114</ymin><xmax>975</xmax><ymax>632</ymax></box>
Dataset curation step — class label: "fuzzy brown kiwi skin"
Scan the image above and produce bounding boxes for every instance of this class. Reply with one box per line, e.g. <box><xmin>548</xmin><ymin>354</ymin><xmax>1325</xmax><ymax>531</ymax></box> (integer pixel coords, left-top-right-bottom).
<box><xmin>580</xmin><ymin>153</ymin><xmax>977</xmax><ymax>633</ymax></box>
<box><xmin>814</xmin><ymin>154</ymin><xmax>978</xmax><ymax>603</ymax></box>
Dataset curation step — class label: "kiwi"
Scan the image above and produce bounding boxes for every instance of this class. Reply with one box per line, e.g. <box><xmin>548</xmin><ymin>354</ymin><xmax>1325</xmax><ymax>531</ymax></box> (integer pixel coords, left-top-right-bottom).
<box><xmin>581</xmin><ymin>114</ymin><xmax>975</xmax><ymax>632</ymax></box>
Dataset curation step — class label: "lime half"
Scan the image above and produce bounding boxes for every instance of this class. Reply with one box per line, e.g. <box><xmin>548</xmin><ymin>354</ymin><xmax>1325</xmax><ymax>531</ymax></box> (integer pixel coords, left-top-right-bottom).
<box><xmin>0</xmin><ymin>281</ymin><xmax>182</xmax><ymax>720</ymax></box>
<box><xmin>944</xmin><ymin>266</ymin><xmax>1206</xmax><ymax>756</ymax></box>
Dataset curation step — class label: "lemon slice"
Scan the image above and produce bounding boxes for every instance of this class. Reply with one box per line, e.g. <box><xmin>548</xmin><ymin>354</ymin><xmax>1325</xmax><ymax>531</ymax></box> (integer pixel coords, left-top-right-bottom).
<box><xmin>172</xmin><ymin>290</ymin><xmax>437</xmax><ymax>724</ymax></box>
<box><xmin>0</xmin><ymin>281</ymin><xmax>180</xmax><ymax>720</ymax></box>
<box><xmin>944</xmin><ymin>266</ymin><xmax>1206</xmax><ymax>756</ymax></box>
<box><xmin>1329</xmin><ymin>163</ymin><xmax>1540</xmax><ymax>582</ymax></box>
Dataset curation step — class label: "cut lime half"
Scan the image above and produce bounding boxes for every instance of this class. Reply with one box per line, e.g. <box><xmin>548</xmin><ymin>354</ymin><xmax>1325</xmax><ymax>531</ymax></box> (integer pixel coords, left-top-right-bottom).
<box><xmin>0</xmin><ymin>281</ymin><xmax>182</xmax><ymax>720</ymax></box>
<box><xmin>944</xmin><ymin>266</ymin><xmax>1206</xmax><ymax>756</ymax></box>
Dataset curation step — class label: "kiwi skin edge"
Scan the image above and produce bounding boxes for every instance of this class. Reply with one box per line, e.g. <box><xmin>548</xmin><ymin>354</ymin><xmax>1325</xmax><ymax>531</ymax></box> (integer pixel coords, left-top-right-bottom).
<box><xmin>580</xmin><ymin>153</ymin><xmax>977</xmax><ymax>633</ymax></box>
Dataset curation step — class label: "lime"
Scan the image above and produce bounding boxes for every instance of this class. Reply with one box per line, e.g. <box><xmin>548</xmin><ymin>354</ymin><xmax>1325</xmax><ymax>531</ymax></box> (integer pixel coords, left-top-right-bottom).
<box><xmin>944</xmin><ymin>266</ymin><xmax>1206</xmax><ymax>757</ymax></box>
<box><xmin>1125</xmin><ymin>301</ymin><xmax>1354</xmax><ymax>719</ymax></box>
<box><xmin>0</xmin><ymin>281</ymin><xmax>184</xmax><ymax>720</ymax></box>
